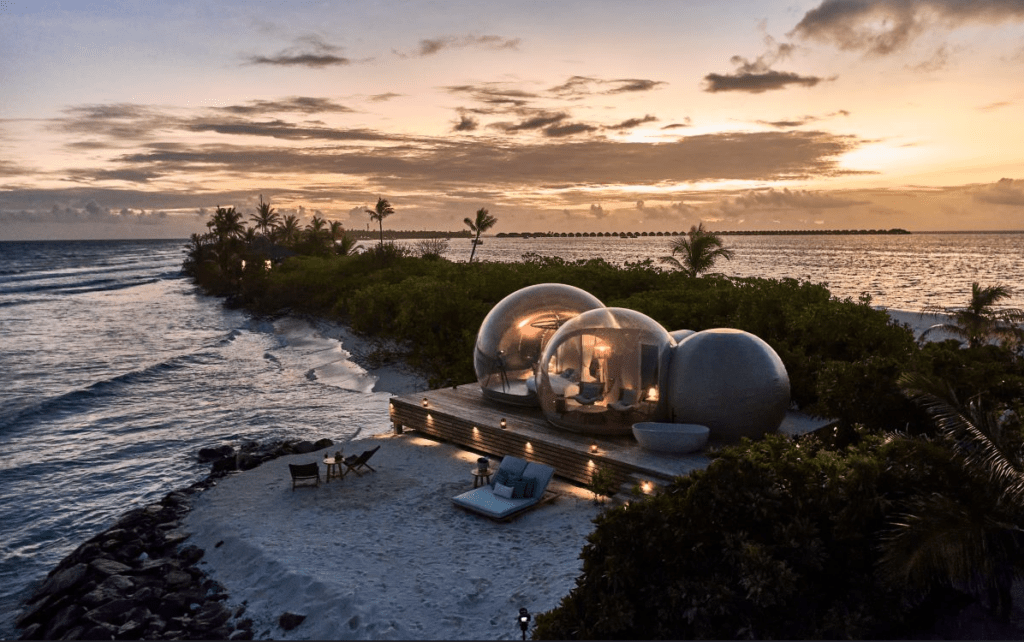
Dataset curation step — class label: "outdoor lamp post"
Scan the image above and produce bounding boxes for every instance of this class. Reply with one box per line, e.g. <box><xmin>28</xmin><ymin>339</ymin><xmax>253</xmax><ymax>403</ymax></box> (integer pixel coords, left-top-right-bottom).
<box><xmin>518</xmin><ymin>607</ymin><xmax>530</xmax><ymax>640</ymax></box>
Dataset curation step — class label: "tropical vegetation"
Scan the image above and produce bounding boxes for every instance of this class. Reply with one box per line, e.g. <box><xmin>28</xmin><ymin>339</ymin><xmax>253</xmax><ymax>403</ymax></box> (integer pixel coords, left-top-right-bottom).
<box><xmin>921</xmin><ymin>282</ymin><xmax>1024</xmax><ymax>349</ymax></box>
<box><xmin>182</xmin><ymin>205</ymin><xmax>1024</xmax><ymax>638</ymax></box>
<box><xmin>660</xmin><ymin>222</ymin><xmax>735</xmax><ymax>277</ymax></box>
<box><xmin>464</xmin><ymin>207</ymin><xmax>497</xmax><ymax>262</ymax></box>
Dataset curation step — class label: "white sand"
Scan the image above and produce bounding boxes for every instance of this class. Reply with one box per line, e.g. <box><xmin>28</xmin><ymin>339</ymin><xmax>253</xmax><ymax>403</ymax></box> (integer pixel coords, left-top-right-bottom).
<box><xmin>182</xmin><ymin>308</ymin><xmax>968</xmax><ymax>640</ymax></box>
<box><xmin>184</xmin><ymin>434</ymin><xmax>603</xmax><ymax>640</ymax></box>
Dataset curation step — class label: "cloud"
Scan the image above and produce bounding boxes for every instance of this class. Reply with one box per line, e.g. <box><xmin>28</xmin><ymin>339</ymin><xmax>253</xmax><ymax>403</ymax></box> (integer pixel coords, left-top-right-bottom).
<box><xmin>978</xmin><ymin>100</ymin><xmax>1014</xmax><ymax>111</ymax></box>
<box><xmin>790</xmin><ymin>0</ymin><xmax>1024</xmax><ymax>55</ymax></box>
<box><xmin>54</xmin><ymin>103</ymin><xmax>169</xmax><ymax>140</ymax></box>
<box><xmin>607</xmin><ymin>78</ymin><xmax>667</xmax><ymax>94</ymax></box>
<box><xmin>369</xmin><ymin>93</ymin><xmax>402</xmax><ymax>102</ymax></box>
<box><xmin>704</xmin><ymin>39</ymin><xmax>828</xmax><ymax>93</ymax></box>
<box><xmin>757</xmin><ymin>110</ymin><xmax>848</xmax><ymax>128</ymax></box>
<box><xmin>704</xmin><ymin>70</ymin><xmax>826</xmax><ymax>93</ymax></box>
<box><xmin>606</xmin><ymin>115</ymin><xmax>658</xmax><ymax>131</ymax></box>
<box><xmin>728</xmin><ymin>187</ymin><xmax>867</xmax><ymax>210</ymax></box>
<box><xmin>453</xmin><ymin>114</ymin><xmax>479</xmax><ymax>132</ymax></box>
<box><xmin>974</xmin><ymin>177</ymin><xmax>1024</xmax><ymax>205</ymax></box>
<box><xmin>589</xmin><ymin>204</ymin><xmax>608</xmax><ymax>218</ymax></box>
<box><xmin>214</xmin><ymin>97</ymin><xmax>353</xmax><ymax>115</ymax></box>
<box><xmin>184</xmin><ymin>118</ymin><xmax>405</xmax><ymax>142</ymax></box>
<box><xmin>444</xmin><ymin>84</ymin><xmax>539</xmax><ymax>108</ymax></box>
<box><xmin>247</xmin><ymin>35</ymin><xmax>350</xmax><ymax>67</ymax></box>
<box><xmin>544</xmin><ymin>122</ymin><xmax>599</xmax><ymax>137</ymax></box>
<box><xmin>549</xmin><ymin>76</ymin><xmax>666</xmax><ymax>97</ymax></box>
<box><xmin>404</xmin><ymin>34</ymin><xmax>520</xmax><ymax>57</ymax></box>
<box><xmin>661</xmin><ymin>119</ymin><xmax>692</xmax><ymax>130</ymax></box>
<box><xmin>491</xmin><ymin>111</ymin><xmax>570</xmax><ymax>133</ymax></box>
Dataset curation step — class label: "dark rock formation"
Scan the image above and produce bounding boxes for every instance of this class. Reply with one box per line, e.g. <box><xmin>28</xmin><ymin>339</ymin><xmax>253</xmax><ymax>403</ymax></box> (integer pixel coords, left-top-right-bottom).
<box><xmin>15</xmin><ymin>437</ymin><xmax>329</xmax><ymax>640</ymax></box>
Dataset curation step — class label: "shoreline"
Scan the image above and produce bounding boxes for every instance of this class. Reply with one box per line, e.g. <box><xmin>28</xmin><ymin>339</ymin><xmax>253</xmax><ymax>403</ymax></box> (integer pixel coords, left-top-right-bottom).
<box><xmin>11</xmin><ymin>307</ymin><xmax>968</xmax><ymax>639</ymax></box>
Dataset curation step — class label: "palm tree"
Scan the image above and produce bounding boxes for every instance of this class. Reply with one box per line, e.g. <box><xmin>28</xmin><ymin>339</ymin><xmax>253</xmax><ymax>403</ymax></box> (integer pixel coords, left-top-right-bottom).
<box><xmin>366</xmin><ymin>197</ymin><xmax>395</xmax><ymax>249</ymax></box>
<box><xmin>206</xmin><ymin>206</ymin><xmax>245</xmax><ymax>244</ymax></box>
<box><xmin>250</xmin><ymin>195</ymin><xmax>280</xmax><ymax>237</ymax></box>
<box><xmin>277</xmin><ymin>214</ymin><xmax>302</xmax><ymax>247</ymax></box>
<box><xmin>464</xmin><ymin>207</ymin><xmax>497</xmax><ymax>262</ymax></box>
<box><xmin>882</xmin><ymin>372</ymin><xmax>1024</xmax><ymax>620</ymax></box>
<box><xmin>920</xmin><ymin>283</ymin><xmax>1024</xmax><ymax>349</ymax></box>
<box><xmin>660</xmin><ymin>222</ymin><xmax>734</xmax><ymax>277</ymax></box>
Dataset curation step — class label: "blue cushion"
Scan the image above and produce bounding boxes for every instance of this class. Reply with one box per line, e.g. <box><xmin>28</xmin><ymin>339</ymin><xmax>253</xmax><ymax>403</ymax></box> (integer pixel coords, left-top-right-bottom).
<box><xmin>511</xmin><ymin>478</ymin><xmax>527</xmax><ymax>499</ymax></box>
<box><xmin>492</xmin><ymin>468</ymin><xmax>513</xmax><ymax>488</ymax></box>
<box><xmin>522</xmin><ymin>476</ymin><xmax>537</xmax><ymax>499</ymax></box>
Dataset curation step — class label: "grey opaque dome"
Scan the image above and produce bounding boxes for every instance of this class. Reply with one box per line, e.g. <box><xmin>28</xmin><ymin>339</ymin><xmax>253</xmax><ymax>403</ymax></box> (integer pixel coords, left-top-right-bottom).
<box><xmin>474</xmin><ymin>283</ymin><xmax>604</xmax><ymax>406</ymax></box>
<box><xmin>669</xmin><ymin>329</ymin><xmax>695</xmax><ymax>343</ymax></box>
<box><xmin>536</xmin><ymin>307</ymin><xmax>674</xmax><ymax>435</ymax></box>
<box><xmin>667</xmin><ymin>329</ymin><xmax>790</xmax><ymax>442</ymax></box>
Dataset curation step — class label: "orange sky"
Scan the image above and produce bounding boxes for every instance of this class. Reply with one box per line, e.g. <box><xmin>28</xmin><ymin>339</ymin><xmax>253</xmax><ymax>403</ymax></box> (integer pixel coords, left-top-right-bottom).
<box><xmin>2</xmin><ymin>0</ymin><xmax>1024</xmax><ymax>239</ymax></box>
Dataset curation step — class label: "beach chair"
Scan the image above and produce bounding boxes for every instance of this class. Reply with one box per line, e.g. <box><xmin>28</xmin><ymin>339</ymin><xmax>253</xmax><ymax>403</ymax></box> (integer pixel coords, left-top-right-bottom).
<box><xmin>609</xmin><ymin>388</ymin><xmax>637</xmax><ymax>412</ymax></box>
<box><xmin>573</xmin><ymin>381</ymin><xmax>604</xmax><ymax>405</ymax></box>
<box><xmin>343</xmin><ymin>445</ymin><xmax>380</xmax><ymax>476</ymax></box>
<box><xmin>451</xmin><ymin>455</ymin><xmax>557</xmax><ymax>521</ymax></box>
<box><xmin>288</xmin><ymin>462</ymin><xmax>320</xmax><ymax>490</ymax></box>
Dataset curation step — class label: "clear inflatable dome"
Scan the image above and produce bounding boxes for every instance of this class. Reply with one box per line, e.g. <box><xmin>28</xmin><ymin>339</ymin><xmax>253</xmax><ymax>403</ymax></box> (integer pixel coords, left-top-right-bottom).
<box><xmin>475</xmin><ymin>284</ymin><xmax>604</xmax><ymax>406</ymax></box>
<box><xmin>536</xmin><ymin>307</ymin><xmax>674</xmax><ymax>435</ymax></box>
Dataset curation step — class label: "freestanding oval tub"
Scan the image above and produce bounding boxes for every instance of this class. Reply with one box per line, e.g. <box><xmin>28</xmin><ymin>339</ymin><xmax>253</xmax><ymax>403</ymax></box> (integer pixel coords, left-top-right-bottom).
<box><xmin>632</xmin><ymin>422</ymin><xmax>709</xmax><ymax>455</ymax></box>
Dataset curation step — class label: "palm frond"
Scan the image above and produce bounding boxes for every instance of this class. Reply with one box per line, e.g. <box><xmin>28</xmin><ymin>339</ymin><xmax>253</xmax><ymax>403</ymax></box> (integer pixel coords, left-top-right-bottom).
<box><xmin>899</xmin><ymin>372</ymin><xmax>1024</xmax><ymax>508</ymax></box>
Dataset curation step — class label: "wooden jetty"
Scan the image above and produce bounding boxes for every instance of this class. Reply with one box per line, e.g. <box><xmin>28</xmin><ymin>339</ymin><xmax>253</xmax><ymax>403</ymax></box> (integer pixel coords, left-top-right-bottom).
<box><xmin>390</xmin><ymin>384</ymin><xmax>836</xmax><ymax>494</ymax></box>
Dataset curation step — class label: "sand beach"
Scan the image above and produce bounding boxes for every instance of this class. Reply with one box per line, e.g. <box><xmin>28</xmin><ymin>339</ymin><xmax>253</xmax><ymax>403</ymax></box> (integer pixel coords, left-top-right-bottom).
<box><xmin>178</xmin><ymin>309</ymin><xmax>976</xmax><ymax>640</ymax></box>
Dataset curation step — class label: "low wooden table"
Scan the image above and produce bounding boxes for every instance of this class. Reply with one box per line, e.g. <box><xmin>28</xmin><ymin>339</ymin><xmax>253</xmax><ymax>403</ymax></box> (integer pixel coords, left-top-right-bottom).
<box><xmin>324</xmin><ymin>458</ymin><xmax>344</xmax><ymax>482</ymax></box>
<box><xmin>472</xmin><ymin>468</ymin><xmax>493</xmax><ymax>488</ymax></box>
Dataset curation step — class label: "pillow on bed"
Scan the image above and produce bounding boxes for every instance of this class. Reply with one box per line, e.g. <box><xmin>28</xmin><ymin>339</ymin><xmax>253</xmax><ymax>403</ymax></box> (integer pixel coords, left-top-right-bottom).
<box><xmin>511</xmin><ymin>478</ymin><xmax>528</xmax><ymax>499</ymax></box>
<box><xmin>492</xmin><ymin>469</ymin><xmax>514</xmax><ymax>488</ymax></box>
<box><xmin>493</xmin><ymin>483</ymin><xmax>514</xmax><ymax>499</ymax></box>
<box><xmin>522</xmin><ymin>476</ymin><xmax>537</xmax><ymax>499</ymax></box>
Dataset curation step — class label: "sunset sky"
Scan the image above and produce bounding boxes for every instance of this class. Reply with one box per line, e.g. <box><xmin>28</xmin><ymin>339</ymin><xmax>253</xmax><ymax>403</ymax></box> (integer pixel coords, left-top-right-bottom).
<box><xmin>2</xmin><ymin>0</ymin><xmax>1024</xmax><ymax>240</ymax></box>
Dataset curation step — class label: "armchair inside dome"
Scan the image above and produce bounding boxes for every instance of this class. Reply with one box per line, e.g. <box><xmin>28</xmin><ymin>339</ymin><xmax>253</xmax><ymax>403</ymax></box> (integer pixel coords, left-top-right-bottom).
<box><xmin>474</xmin><ymin>284</ymin><xmax>604</xmax><ymax>406</ymax></box>
<box><xmin>536</xmin><ymin>307</ymin><xmax>674</xmax><ymax>435</ymax></box>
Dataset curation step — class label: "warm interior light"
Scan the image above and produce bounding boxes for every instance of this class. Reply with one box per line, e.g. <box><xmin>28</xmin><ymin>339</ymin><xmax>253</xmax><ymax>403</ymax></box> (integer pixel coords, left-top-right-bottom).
<box><xmin>422</xmin><ymin>397</ymin><xmax>428</xmax><ymax>407</ymax></box>
<box><xmin>590</xmin><ymin>443</ymin><xmax>598</xmax><ymax>453</ymax></box>
<box><xmin>500</xmin><ymin>418</ymin><xmax>507</xmax><ymax>428</ymax></box>
<box><xmin>646</xmin><ymin>386</ymin><xmax>659</xmax><ymax>401</ymax></box>
<box><xmin>642</xmin><ymin>481</ymin><xmax>653</xmax><ymax>493</ymax></box>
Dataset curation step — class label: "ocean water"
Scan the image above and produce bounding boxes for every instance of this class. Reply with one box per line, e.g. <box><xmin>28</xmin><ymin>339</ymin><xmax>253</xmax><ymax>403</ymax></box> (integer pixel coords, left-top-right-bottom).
<box><xmin>0</xmin><ymin>232</ymin><xmax>1022</xmax><ymax>637</ymax></box>
<box><xmin>0</xmin><ymin>240</ymin><xmax>396</xmax><ymax>638</ymax></box>
<box><xmin>419</xmin><ymin>232</ymin><xmax>1024</xmax><ymax>311</ymax></box>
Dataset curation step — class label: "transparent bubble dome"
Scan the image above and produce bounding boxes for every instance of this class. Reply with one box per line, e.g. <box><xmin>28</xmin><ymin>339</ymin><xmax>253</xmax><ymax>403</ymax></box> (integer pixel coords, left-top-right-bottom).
<box><xmin>474</xmin><ymin>283</ymin><xmax>604</xmax><ymax>406</ymax></box>
<box><xmin>535</xmin><ymin>307</ymin><xmax>674</xmax><ymax>435</ymax></box>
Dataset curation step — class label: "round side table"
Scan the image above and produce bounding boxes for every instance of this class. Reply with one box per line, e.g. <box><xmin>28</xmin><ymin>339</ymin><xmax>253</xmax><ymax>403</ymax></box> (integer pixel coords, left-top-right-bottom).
<box><xmin>471</xmin><ymin>468</ymin><xmax>493</xmax><ymax>488</ymax></box>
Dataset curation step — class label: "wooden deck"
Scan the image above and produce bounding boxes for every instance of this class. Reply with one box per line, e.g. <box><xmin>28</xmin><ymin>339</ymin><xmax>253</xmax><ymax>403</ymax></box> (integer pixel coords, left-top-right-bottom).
<box><xmin>390</xmin><ymin>384</ymin><xmax>836</xmax><ymax>493</ymax></box>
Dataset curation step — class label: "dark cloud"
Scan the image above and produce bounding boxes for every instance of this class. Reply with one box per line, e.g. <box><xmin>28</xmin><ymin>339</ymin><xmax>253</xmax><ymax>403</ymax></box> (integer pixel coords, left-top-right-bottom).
<box><xmin>790</xmin><ymin>0</ymin><xmax>1024</xmax><ymax>55</ymax></box>
<box><xmin>491</xmin><ymin>112</ymin><xmax>570</xmax><ymax>133</ymax></box>
<box><xmin>55</xmin><ymin>103</ymin><xmax>169</xmax><ymax>140</ymax></box>
<box><xmin>606</xmin><ymin>115</ymin><xmax>658</xmax><ymax>130</ymax></box>
<box><xmin>549</xmin><ymin>76</ymin><xmax>666</xmax><ymax>97</ymax></box>
<box><xmin>544</xmin><ymin>123</ymin><xmax>599</xmax><ymax>137</ymax></box>
<box><xmin>704</xmin><ymin>70</ymin><xmax>826</xmax><ymax>93</ymax></box>
<box><xmin>661</xmin><ymin>120</ymin><xmax>692</xmax><ymax>130</ymax></box>
<box><xmin>607</xmin><ymin>78</ymin><xmax>666</xmax><ymax>93</ymax></box>
<box><xmin>406</xmin><ymin>34</ymin><xmax>520</xmax><ymax>57</ymax></box>
<box><xmin>759</xmin><ymin>118</ymin><xmax>813</xmax><ymax>128</ymax></box>
<box><xmin>66</xmin><ymin>168</ymin><xmax>162</xmax><ymax>183</ymax></box>
<box><xmin>369</xmin><ymin>93</ymin><xmax>402</xmax><ymax>102</ymax></box>
<box><xmin>453</xmin><ymin>114</ymin><xmax>479</xmax><ymax>132</ymax></box>
<box><xmin>185</xmin><ymin>118</ymin><xmax>403</xmax><ymax>142</ymax></box>
<box><xmin>974</xmin><ymin>177</ymin><xmax>1024</xmax><ymax>205</ymax></box>
<box><xmin>705</xmin><ymin>39</ymin><xmax>828</xmax><ymax>93</ymax></box>
<box><xmin>444</xmin><ymin>84</ymin><xmax>539</xmax><ymax>108</ymax></box>
<box><xmin>215</xmin><ymin>97</ymin><xmax>353</xmax><ymax>115</ymax></box>
<box><xmin>102</xmin><ymin>129</ymin><xmax>856</xmax><ymax>191</ymax></box>
<box><xmin>247</xmin><ymin>35</ymin><xmax>350</xmax><ymax>67</ymax></box>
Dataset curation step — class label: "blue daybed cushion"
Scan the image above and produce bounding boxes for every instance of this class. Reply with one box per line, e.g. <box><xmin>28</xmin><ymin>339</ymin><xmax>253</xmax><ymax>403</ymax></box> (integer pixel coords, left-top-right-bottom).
<box><xmin>453</xmin><ymin>460</ymin><xmax>556</xmax><ymax>520</ymax></box>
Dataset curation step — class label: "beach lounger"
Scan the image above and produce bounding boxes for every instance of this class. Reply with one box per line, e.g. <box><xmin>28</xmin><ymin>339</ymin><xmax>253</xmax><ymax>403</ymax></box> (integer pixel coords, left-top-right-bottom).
<box><xmin>288</xmin><ymin>462</ymin><xmax>320</xmax><ymax>490</ymax></box>
<box><xmin>343</xmin><ymin>445</ymin><xmax>380</xmax><ymax>476</ymax></box>
<box><xmin>452</xmin><ymin>455</ymin><xmax>557</xmax><ymax>521</ymax></box>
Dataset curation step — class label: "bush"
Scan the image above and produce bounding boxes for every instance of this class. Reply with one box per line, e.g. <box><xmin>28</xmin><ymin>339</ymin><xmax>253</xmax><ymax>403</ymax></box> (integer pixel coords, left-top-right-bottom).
<box><xmin>533</xmin><ymin>432</ymin><xmax>973</xmax><ymax>640</ymax></box>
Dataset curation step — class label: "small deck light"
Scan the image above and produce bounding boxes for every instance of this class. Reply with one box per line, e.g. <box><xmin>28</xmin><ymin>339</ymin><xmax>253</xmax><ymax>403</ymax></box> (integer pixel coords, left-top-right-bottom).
<box><xmin>500</xmin><ymin>418</ymin><xmax>507</xmax><ymax>429</ymax></box>
<box><xmin>518</xmin><ymin>608</ymin><xmax>531</xmax><ymax>640</ymax></box>
<box><xmin>421</xmin><ymin>397</ymin><xmax>428</xmax><ymax>407</ymax></box>
<box><xmin>642</xmin><ymin>481</ymin><xmax>653</xmax><ymax>494</ymax></box>
<box><xmin>589</xmin><ymin>443</ymin><xmax>598</xmax><ymax>453</ymax></box>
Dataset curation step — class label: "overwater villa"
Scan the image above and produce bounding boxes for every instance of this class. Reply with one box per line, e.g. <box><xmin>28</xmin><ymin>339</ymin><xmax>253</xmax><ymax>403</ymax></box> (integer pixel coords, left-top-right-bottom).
<box><xmin>391</xmin><ymin>283</ymin><xmax>830</xmax><ymax>496</ymax></box>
